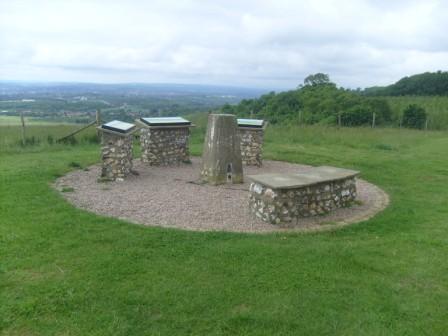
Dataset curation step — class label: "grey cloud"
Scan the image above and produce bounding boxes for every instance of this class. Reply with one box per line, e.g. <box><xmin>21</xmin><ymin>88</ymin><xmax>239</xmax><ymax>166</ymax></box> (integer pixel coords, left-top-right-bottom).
<box><xmin>0</xmin><ymin>0</ymin><xmax>446</xmax><ymax>89</ymax></box>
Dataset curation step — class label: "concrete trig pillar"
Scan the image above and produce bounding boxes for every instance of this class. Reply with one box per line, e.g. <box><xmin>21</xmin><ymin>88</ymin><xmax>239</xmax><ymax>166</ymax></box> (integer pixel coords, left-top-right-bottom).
<box><xmin>200</xmin><ymin>114</ymin><xmax>243</xmax><ymax>185</ymax></box>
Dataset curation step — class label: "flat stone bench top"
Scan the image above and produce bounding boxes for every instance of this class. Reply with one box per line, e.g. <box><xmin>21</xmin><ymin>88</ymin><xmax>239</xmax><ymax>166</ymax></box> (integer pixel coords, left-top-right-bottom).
<box><xmin>247</xmin><ymin>166</ymin><xmax>359</xmax><ymax>190</ymax></box>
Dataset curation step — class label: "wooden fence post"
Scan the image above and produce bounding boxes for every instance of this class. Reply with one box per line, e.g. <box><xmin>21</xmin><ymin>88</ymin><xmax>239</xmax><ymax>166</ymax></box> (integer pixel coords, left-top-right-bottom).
<box><xmin>372</xmin><ymin>112</ymin><xmax>376</xmax><ymax>128</ymax></box>
<box><xmin>338</xmin><ymin>113</ymin><xmax>341</xmax><ymax>129</ymax></box>
<box><xmin>96</xmin><ymin>109</ymin><xmax>102</xmax><ymax>137</ymax></box>
<box><xmin>20</xmin><ymin>111</ymin><xmax>26</xmax><ymax>145</ymax></box>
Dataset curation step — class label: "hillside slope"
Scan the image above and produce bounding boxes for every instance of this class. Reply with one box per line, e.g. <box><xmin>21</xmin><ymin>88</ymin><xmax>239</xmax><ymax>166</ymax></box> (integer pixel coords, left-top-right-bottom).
<box><xmin>364</xmin><ymin>71</ymin><xmax>448</xmax><ymax>96</ymax></box>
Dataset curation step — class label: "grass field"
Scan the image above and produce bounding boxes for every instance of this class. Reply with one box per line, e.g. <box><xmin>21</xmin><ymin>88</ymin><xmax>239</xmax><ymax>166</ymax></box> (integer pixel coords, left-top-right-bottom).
<box><xmin>0</xmin><ymin>116</ymin><xmax>97</xmax><ymax>151</ymax></box>
<box><xmin>384</xmin><ymin>96</ymin><xmax>448</xmax><ymax>130</ymax></box>
<box><xmin>1</xmin><ymin>122</ymin><xmax>448</xmax><ymax>335</ymax></box>
<box><xmin>0</xmin><ymin>115</ymin><xmax>79</xmax><ymax>126</ymax></box>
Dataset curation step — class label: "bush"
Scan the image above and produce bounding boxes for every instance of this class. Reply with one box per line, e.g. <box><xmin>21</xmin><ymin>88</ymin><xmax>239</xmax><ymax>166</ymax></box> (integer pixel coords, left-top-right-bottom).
<box><xmin>340</xmin><ymin>105</ymin><xmax>373</xmax><ymax>126</ymax></box>
<box><xmin>402</xmin><ymin>104</ymin><xmax>427</xmax><ymax>129</ymax></box>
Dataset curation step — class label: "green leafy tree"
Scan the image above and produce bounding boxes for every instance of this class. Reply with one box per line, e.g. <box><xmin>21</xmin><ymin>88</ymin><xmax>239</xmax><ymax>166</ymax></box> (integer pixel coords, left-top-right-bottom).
<box><xmin>402</xmin><ymin>104</ymin><xmax>427</xmax><ymax>129</ymax></box>
<box><xmin>303</xmin><ymin>73</ymin><xmax>333</xmax><ymax>87</ymax></box>
<box><xmin>221</xmin><ymin>74</ymin><xmax>392</xmax><ymax>127</ymax></box>
<box><xmin>363</xmin><ymin>71</ymin><xmax>448</xmax><ymax>96</ymax></box>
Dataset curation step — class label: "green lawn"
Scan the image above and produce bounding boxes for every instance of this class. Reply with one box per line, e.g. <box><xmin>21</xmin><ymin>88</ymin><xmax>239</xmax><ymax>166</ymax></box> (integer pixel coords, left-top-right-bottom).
<box><xmin>1</xmin><ymin>124</ymin><xmax>448</xmax><ymax>335</ymax></box>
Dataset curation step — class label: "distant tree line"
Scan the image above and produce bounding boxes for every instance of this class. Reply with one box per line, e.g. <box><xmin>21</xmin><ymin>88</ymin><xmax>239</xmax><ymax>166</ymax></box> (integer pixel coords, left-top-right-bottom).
<box><xmin>222</xmin><ymin>73</ymin><xmax>395</xmax><ymax>127</ymax></box>
<box><xmin>363</xmin><ymin>71</ymin><xmax>448</xmax><ymax>96</ymax></box>
<box><xmin>221</xmin><ymin>73</ymin><xmax>432</xmax><ymax>129</ymax></box>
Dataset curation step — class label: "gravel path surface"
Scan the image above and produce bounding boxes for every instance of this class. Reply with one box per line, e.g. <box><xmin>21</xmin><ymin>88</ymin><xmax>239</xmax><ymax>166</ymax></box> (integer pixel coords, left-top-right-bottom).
<box><xmin>55</xmin><ymin>158</ymin><xmax>389</xmax><ymax>233</ymax></box>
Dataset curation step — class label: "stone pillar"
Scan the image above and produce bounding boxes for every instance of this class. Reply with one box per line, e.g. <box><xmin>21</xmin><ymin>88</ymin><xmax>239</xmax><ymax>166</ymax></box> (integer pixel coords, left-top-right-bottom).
<box><xmin>201</xmin><ymin>114</ymin><xmax>243</xmax><ymax>185</ymax></box>
<box><xmin>100</xmin><ymin>131</ymin><xmax>134</xmax><ymax>180</ymax></box>
<box><xmin>140</xmin><ymin>127</ymin><xmax>190</xmax><ymax>166</ymax></box>
<box><xmin>238</xmin><ymin>128</ymin><xmax>264</xmax><ymax>166</ymax></box>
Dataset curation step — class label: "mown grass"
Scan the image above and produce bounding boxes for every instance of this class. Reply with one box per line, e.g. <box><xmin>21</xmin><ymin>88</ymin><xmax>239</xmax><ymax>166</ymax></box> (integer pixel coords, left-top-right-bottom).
<box><xmin>1</xmin><ymin>122</ymin><xmax>448</xmax><ymax>335</ymax></box>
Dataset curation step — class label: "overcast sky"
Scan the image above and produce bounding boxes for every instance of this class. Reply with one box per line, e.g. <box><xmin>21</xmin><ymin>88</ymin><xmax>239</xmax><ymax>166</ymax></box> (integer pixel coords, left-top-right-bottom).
<box><xmin>0</xmin><ymin>0</ymin><xmax>446</xmax><ymax>89</ymax></box>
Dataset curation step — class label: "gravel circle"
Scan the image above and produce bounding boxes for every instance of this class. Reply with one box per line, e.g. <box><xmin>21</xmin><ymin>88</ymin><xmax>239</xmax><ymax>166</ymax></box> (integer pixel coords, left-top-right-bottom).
<box><xmin>54</xmin><ymin>157</ymin><xmax>389</xmax><ymax>233</ymax></box>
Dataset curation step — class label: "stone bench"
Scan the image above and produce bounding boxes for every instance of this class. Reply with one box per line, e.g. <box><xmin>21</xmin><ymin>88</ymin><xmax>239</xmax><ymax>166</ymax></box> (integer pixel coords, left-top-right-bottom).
<box><xmin>248</xmin><ymin>166</ymin><xmax>359</xmax><ymax>224</ymax></box>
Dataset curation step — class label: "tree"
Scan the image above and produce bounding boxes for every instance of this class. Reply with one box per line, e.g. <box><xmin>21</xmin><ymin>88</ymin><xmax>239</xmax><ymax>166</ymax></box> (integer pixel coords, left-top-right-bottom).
<box><xmin>222</xmin><ymin>74</ymin><xmax>392</xmax><ymax>128</ymax></box>
<box><xmin>303</xmin><ymin>73</ymin><xmax>333</xmax><ymax>87</ymax></box>
<box><xmin>363</xmin><ymin>71</ymin><xmax>448</xmax><ymax>96</ymax></box>
<box><xmin>340</xmin><ymin>105</ymin><xmax>372</xmax><ymax>126</ymax></box>
<box><xmin>402</xmin><ymin>104</ymin><xmax>427</xmax><ymax>129</ymax></box>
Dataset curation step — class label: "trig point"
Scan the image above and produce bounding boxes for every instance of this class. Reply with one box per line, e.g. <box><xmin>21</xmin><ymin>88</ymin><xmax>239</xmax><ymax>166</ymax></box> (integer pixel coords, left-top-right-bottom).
<box><xmin>200</xmin><ymin>114</ymin><xmax>243</xmax><ymax>185</ymax></box>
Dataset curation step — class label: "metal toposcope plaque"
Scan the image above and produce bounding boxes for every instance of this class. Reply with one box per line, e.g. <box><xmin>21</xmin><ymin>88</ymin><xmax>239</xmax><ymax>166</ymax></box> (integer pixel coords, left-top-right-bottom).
<box><xmin>101</xmin><ymin>120</ymin><xmax>136</xmax><ymax>134</ymax></box>
<box><xmin>237</xmin><ymin>118</ymin><xmax>265</xmax><ymax>128</ymax></box>
<box><xmin>140</xmin><ymin>117</ymin><xmax>191</xmax><ymax>127</ymax></box>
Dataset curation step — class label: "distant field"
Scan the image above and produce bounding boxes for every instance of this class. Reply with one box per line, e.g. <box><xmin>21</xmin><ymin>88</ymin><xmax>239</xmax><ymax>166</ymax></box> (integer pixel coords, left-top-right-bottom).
<box><xmin>0</xmin><ymin>115</ymin><xmax>76</xmax><ymax>126</ymax></box>
<box><xmin>383</xmin><ymin>96</ymin><xmax>448</xmax><ymax>130</ymax></box>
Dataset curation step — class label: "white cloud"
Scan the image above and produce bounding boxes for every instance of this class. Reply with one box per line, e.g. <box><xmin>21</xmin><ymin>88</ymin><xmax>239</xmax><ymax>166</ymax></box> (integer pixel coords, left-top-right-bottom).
<box><xmin>0</xmin><ymin>0</ymin><xmax>446</xmax><ymax>89</ymax></box>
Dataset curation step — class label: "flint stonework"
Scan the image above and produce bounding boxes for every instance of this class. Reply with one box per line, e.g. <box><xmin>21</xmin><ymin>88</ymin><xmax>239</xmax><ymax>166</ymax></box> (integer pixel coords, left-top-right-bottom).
<box><xmin>238</xmin><ymin>128</ymin><xmax>264</xmax><ymax>166</ymax></box>
<box><xmin>100</xmin><ymin>132</ymin><xmax>133</xmax><ymax>180</ymax></box>
<box><xmin>248</xmin><ymin>167</ymin><xmax>359</xmax><ymax>224</ymax></box>
<box><xmin>140</xmin><ymin>127</ymin><xmax>190</xmax><ymax>166</ymax></box>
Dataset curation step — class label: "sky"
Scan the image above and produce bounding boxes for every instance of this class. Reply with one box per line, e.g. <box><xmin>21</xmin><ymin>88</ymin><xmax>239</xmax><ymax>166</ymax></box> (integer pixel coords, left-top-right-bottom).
<box><xmin>0</xmin><ymin>0</ymin><xmax>447</xmax><ymax>89</ymax></box>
